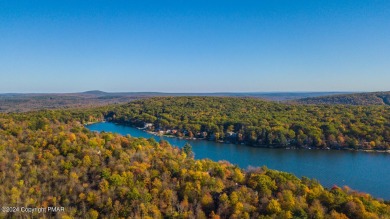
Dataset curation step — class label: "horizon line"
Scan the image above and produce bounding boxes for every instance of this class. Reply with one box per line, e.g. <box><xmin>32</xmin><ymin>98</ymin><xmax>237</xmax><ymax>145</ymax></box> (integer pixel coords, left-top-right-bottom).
<box><xmin>0</xmin><ymin>90</ymin><xmax>381</xmax><ymax>95</ymax></box>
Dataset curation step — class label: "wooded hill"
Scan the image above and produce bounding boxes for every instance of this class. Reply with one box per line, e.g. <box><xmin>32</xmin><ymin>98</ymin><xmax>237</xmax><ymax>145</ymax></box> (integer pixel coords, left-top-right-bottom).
<box><xmin>107</xmin><ymin>97</ymin><xmax>390</xmax><ymax>150</ymax></box>
<box><xmin>296</xmin><ymin>92</ymin><xmax>390</xmax><ymax>106</ymax></box>
<box><xmin>0</xmin><ymin>109</ymin><xmax>389</xmax><ymax>218</ymax></box>
<box><xmin>1</xmin><ymin>91</ymin><xmax>389</xmax><ymax>113</ymax></box>
<box><xmin>0</xmin><ymin>91</ymin><xmax>350</xmax><ymax>113</ymax></box>
<box><xmin>0</xmin><ymin>93</ymin><xmax>142</xmax><ymax>113</ymax></box>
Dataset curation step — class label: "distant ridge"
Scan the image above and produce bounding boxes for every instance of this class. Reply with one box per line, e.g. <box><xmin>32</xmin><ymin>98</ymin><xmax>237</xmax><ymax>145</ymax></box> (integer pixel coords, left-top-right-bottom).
<box><xmin>0</xmin><ymin>90</ymin><xmax>387</xmax><ymax>112</ymax></box>
<box><xmin>75</xmin><ymin>91</ymin><xmax>350</xmax><ymax>101</ymax></box>
<box><xmin>81</xmin><ymin>90</ymin><xmax>108</xmax><ymax>95</ymax></box>
<box><xmin>296</xmin><ymin>91</ymin><xmax>390</xmax><ymax>106</ymax></box>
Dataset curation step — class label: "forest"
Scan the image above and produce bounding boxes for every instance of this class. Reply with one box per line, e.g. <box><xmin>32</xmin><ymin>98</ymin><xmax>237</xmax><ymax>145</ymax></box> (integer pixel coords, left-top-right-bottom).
<box><xmin>106</xmin><ymin>97</ymin><xmax>390</xmax><ymax>150</ymax></box>
<box><xmin>0</xmin><ymin>92</ymin><xmax>142</xmax><ymax>113</ymax></box>
<box><xmin>0</xmin><ymin>91</ymin><xmax>358</xmax><ymax>113</ymax></box>
<box><xmin>0</xmin><ymin>108</ymin><xmax>389</xmax><ymax>218</ymax></box>
<box><xmin>296</xmin><ymin>92</ymin><xmax>390</xmax><ymax>106</ymax></box>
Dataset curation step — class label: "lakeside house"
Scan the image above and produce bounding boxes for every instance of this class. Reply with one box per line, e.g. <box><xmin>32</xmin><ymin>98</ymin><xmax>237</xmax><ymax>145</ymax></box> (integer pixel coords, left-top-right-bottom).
<box><xmin>226</xmin><ymin>131</ymin><xmax>237</xmax><ymax>137</ymax></box>
<box><xmin>143</xmin><ymin>123</ymin><xmax>153</xmax><ymax>129</ymax></box>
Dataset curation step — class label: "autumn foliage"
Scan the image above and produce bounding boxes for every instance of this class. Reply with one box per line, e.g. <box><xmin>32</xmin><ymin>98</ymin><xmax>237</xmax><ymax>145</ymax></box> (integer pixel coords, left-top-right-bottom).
<box><xmin>0</xmin><ymin>108</ymin><xmax>389</xmax><ymax>218</ymax></box>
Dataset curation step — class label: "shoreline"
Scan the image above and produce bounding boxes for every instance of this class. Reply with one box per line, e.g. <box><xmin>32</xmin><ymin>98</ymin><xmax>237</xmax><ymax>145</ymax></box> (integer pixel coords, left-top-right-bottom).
<box><xmin>85</xmin><ymin>122</ymin><xmax>388</xmax><ymax>199</ymax></box>
<box><xmin>86</xmin><ymin>119</ymin><xmax>389</xmax><ymax>154</ymax></box>
<box><xmin>83</xmin><ymin>120</ymin><xmax>106</xmax><ymax>125</ymax></box>
<box><xmin>129</xmin><ymin>124</ymin><xmax>390</xmax><ymax>154</ymax></box>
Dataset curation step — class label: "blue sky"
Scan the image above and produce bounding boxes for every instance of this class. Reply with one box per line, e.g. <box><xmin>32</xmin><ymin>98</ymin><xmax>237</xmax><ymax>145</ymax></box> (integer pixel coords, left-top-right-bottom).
<box><xmin>1</xmin><ymin>0</ymin><xmax>389</xmax><ymax>93</ymax></box>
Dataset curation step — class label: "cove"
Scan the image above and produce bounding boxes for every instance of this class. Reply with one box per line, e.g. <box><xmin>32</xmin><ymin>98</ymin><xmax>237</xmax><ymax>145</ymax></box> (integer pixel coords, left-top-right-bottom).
<box><xmin>87</xmin><ymin>122</ymin><xmax>390</xmax><ymax>200</ymax></box>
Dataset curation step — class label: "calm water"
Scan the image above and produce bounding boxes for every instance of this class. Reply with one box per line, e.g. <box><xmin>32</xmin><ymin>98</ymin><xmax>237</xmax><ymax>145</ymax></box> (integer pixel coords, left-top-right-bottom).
<box><xmin>87</xmin><ymin>122</ymin><xmax>390</xmax><ymax>200</ymax></box>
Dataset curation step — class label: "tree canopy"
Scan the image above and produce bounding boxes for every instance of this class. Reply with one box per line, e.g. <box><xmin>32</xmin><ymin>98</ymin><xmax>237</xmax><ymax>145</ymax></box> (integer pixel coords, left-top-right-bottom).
<box><xmin>0</xmin><ymin>98</ymin><xmax>389</xmax><ymax>218</ymax></box>
<box><xmin>106</xmin><ymin>97</ymin><xmax>390</xmax><ymax>150</ymax></box>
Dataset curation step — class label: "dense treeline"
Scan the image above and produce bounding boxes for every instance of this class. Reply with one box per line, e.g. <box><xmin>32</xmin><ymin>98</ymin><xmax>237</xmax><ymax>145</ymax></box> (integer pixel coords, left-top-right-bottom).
<box><xmin>0</xmin><ymin>93</ymin><xmax>142</xmax><ymax>113</ymax></box>
<box><xmin>296</xmin><ymin>92</ymin><xmax>390</xmax><ymax>106</ymax></box>
<box><xmin>0</xmin><ymin>91</ymin><xmax>349</xmax><ymax>113</ymax></box>
<box><xmin>0</xmin><ymin>109</ymin><xmax>389</xmax><ymax>218</ymax></box>
<box><xmin>107</xmin><ymin>97</ymin><xmax>390</xmax><ymax>150</ymax></box>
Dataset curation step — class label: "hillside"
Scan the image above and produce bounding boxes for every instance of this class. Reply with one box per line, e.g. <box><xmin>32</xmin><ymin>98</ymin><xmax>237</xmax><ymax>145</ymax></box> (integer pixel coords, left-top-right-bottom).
<box><xmin>0</xmin><ymin>109</ymin><xmax>389</xmax><ymax>218</ymax></box>
<box><xmin>296</xmin><ymin>92</ymin><xmax>390</xmax><ymax>106</ymax></box>
<box><xmin>0</xmin><ymin>93</ymin><xmax>142</xmax><ymax>113</ymax></box>
<box><xmin>106</xmin><ymin>96</ymin><xmax>390</xmax><ymax>150</ymax></box>
<box><xmin>0</xmin><ymin>91</ymin><xmax>348</xmax><ymax>112</ymax></box>
<box><xmin>81</xmin><ymin>90</ymin><xmax>109</xmax><ymax>96</ymax></box>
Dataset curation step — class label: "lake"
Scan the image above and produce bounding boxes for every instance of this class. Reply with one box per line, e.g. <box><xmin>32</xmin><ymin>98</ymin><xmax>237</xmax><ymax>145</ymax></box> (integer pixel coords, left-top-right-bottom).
<box><xmin>87</xmin><ymin>122</ymin><xmax>390</xmax><ymax>200</ymax></box>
